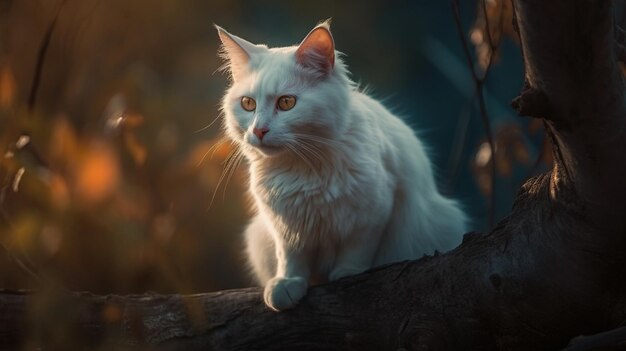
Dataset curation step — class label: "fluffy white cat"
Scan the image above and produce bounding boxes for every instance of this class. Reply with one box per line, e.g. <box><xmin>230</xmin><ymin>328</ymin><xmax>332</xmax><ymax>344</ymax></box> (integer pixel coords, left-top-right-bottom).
<box><xmin>216</xmin><ymin>21</ymin><xmax>467</xmax><ymax>311</ymax></box>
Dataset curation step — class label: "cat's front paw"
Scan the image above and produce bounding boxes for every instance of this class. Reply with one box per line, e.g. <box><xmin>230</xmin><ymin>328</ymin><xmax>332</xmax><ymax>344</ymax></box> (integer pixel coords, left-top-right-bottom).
<box><xmin>263</xmin><ymin>276</ymin><xmax>308</xmax><ymax>311</ymax></box>
<box><xmin>329</xmin><ymin>266</ymin><xmax>365</xmax><ymax>281</ymax></box>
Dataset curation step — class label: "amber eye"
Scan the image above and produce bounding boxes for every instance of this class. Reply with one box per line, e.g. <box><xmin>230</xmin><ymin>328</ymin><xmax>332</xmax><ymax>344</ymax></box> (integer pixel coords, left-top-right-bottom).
<box><xmin>277</xmin><ymin>95</ymin><xmax>296</xmax><ymax>111</ymax></box>
<box><xmin>241</xmin><ymin>96</ymin><xmax>256</xmax><ymax>111</ymax></box>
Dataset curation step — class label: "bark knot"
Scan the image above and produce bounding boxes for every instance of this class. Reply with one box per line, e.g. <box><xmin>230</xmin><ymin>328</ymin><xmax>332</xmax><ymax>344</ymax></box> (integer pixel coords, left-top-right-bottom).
<box><xmin>511</xmin><ymin>81</ymin><xmax>551</xmax><ymax>119</ymax></box>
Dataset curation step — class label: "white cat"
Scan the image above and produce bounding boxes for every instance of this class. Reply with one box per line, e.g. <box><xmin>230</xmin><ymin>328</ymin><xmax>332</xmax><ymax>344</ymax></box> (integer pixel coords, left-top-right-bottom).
<box><xmin>216</xmin><ymin>21</ymin><xmax>467</xmax><ymax>311</ymax></box>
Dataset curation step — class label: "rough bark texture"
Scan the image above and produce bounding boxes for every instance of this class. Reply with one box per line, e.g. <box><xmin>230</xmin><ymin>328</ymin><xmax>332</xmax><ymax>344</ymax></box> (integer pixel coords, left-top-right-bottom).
<box><xmin>2</xmin><ymin>0</ymin><xmax>626</xmax><ymax>350</ymax></box>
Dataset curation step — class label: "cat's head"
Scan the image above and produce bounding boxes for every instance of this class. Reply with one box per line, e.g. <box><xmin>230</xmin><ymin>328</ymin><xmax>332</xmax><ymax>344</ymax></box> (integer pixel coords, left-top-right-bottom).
<box><xmin>216</xmin><ymin>21</ymin><xmax>352</xmax><ymax>159</ymax></box>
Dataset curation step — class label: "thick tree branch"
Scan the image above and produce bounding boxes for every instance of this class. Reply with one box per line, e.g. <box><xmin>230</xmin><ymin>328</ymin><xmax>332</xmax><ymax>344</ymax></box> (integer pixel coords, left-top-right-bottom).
<box><xmin>563</xmin><ymin>326</ymin><xmax>626</xmax><ymax>351</ymax></box>
<box><xmin>2</xmin><ymin>0</ymin><xmax>626</xmax><ymax>350</ymax></box>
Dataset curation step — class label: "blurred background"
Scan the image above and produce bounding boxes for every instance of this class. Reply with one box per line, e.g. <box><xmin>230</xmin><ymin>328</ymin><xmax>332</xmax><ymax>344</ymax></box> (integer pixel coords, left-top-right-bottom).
<box><xmin>0</xmin><ymin>0</ymin><xmax>547</xmax><ymax>298</ymax></box>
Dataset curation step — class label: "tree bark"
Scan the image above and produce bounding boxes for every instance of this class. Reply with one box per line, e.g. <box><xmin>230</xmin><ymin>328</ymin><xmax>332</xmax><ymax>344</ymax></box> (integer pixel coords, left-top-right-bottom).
<box><xmin>2</xmin><ymin>0</ymin><xmax>626</xmax><ymax>350</ymax></box>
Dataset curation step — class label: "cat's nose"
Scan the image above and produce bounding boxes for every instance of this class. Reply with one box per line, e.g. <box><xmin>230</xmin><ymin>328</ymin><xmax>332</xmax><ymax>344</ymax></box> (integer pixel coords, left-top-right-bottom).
<box><xmin>253</xmin><ymin>127</ymin><xmax>270</xmax><ymax>140</ymax></box>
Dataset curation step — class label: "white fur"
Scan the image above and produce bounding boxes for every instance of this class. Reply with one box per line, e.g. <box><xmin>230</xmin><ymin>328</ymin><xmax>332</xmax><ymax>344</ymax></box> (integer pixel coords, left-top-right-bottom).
<box><xmin>216</xmin><ymin>22</ymin><xmax>467</xmax><ymax>311</ymax></box>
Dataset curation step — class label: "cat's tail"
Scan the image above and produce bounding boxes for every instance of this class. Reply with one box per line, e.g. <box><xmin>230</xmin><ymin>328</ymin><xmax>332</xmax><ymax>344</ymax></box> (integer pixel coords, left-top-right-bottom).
<box><xmin>375</xmin><ymin>191</ymin><xmax>467</xmax><ymax>265</ymax></box>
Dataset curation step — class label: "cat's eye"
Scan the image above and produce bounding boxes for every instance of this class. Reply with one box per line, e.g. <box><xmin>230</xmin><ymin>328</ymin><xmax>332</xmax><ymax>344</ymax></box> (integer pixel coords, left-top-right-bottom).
<box><xmin>241</xmin><ymin>96</ymin><xmax>256</xmax><ymax>111</ymax></box>
<box><xmin>277</xmin><ymin>95</ymin><xmax>296</xmax><ymax>111</ymax></box>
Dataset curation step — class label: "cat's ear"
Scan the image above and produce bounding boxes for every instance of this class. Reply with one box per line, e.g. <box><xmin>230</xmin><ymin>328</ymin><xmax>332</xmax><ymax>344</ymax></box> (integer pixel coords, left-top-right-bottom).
<box><xmin>295</xmin><ymin>20</ymin><xmax>335</xmax><ymax>76</ymax></box>
<box><xmin>215</xmin><ymin>25</ymin><xmax>264</xmax><ymax>81</ymax></box>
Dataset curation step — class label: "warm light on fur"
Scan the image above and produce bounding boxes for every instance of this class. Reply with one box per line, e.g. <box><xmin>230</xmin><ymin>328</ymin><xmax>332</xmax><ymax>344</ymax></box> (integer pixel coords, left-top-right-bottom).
<box><xmin>217</xmin><ymin>21</ymin><xmax>467</xmax><ymax>311</ymax></box>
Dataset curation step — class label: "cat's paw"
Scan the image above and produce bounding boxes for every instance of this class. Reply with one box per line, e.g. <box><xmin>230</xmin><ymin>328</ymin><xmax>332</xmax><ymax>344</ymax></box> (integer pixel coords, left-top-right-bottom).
<box><xmin>329</xmin><ymin>266</ymin><xmax>365</xmax><ymax>281</ymax></box>
<box><xmin>263</xmin><ymin>276</ymin><xmax>308</xmax><ymax>311</ymax></box>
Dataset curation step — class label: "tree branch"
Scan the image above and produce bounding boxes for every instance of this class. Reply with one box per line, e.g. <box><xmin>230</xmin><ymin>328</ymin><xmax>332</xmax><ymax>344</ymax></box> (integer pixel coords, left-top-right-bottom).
<box><xmin>562</xmin><ymin>326</ymin><xmax>626</xmax><ymax>351</ymax></box>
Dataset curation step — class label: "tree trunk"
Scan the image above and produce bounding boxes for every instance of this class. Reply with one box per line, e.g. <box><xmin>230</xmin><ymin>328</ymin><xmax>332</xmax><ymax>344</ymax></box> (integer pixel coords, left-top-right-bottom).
<box><xmin>2</xmin><ymin>0</ymin><xmax>626</xmax><ymax>350</ymax></box>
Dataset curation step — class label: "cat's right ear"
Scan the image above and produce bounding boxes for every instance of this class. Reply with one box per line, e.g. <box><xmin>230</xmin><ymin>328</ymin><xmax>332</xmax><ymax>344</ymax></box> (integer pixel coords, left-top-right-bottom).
<box><xmin>215</xmin><ymin>25</ymin><xmax>264</xmax><ymax>82</ymax></box>
<box><xmin>296</xmin><ymin>21</ymin><xmax>335</xmax><ymax>77</ymax></box>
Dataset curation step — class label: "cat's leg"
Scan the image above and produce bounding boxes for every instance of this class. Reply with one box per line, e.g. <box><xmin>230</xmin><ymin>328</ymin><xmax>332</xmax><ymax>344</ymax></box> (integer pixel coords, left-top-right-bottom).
<box><xmin>263</xmin><ymin>242</ymin><xmax>310</xmax><ymax>311</ymax></box>
<box><xmin>328</xmin><ymin>232</ymin><xmax>381</xmax><ymax>281</ymax></box>
<box><xmin>244</xmin><ymin>215</ymin><xmax>276</xmax><ymax>285</ymax></box>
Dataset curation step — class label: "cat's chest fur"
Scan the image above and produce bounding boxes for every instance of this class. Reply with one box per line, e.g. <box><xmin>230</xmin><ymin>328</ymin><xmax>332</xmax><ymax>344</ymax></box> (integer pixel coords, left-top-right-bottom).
<box><xmin>249</xmin><ymin>148</ymin><xmax>394</xmax><ymax>245</ymax></box>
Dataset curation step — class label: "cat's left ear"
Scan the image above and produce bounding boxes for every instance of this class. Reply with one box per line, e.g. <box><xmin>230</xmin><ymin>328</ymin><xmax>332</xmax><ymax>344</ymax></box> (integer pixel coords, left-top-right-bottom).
<box><xmin>215</xmin><ymin>25</ymin><xmax>265</xmax><ymax>81</ymax></box>
<box><xmin>296</xmin><ymin>20</ymin><xmax>335</xmax><ymax>75</ymax></box>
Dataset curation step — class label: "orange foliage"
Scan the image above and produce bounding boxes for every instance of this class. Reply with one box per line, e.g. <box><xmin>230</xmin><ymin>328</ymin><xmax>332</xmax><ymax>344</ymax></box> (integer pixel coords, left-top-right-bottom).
<box><xmin>0</xmin><ymin>63</ymin><xmax>16</xmax><ymax>108</ymax></box>
<box><xmin>74</xmin><ymin>142</ymin><xmax>120</xmax><ymax>205</ymax></box>
<box><xmin>471</xmin><ymin>0</ymin><xmax>515</xmax><ymax>71</ymax></box>
<box><xmin>122</xmin><ymin>113</ymin><xmax>147</xmax><ymax>166</ymax></box>
<box><xmin>48</xmin><ymin>173</ymin><xmax>70</xmax><ymax>209</ymax></box>
<box><xmin>49</xmin><ymin>117</ymin><xmax>80</xmax><ymax>166</ymax></box>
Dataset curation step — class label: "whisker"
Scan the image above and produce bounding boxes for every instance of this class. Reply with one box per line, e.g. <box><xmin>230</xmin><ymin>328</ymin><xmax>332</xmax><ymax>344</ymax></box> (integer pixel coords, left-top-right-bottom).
<box><xmin>292</xmin><ymin>134</ymin><xmax>336</xmax><ymax>166</ymax></box>
<box><xmin>296</xmin><ymin>141</ymin><xmax>322</xmax><ymax>160</ymax></box>
<box><xmin>285</xmin><ymin>143</ymin><xmax>319</xmax><ymax>178</ymax></box>
<box><xmin>196</xmin><ymin>137</ymin><xmax>229</xmax><ymax>167</ymax></box>
<box><xmin>297</xmin><ymin>141</ymin><xmax>327</xmax><ymax>165</ymax></box>
<box><xmin>301</xmin><ymin>139</ymin><xmax>328</xmax><ymax>155</ymax></box>
<box><xmin>209</xmin><ymin>147</ymin><xmax>243</xmax><ymax>209</ymax></box>
<box><xmin>292</xmin><ymin>133</ymin><xmax>342</xmax><ymax>148</ymax></box>
<box><xmin>193</xmin><ymin>114</ymin><xmax>222</xmax><ymax>134</ymax></box>
<box><xmin>222</xmin><ymin>151</ymin><xmax>245</xmax><ymax>200</ymax></box>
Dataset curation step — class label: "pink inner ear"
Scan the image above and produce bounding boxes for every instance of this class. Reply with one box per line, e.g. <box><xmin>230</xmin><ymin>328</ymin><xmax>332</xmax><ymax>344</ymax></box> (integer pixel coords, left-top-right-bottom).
<box><xmin>296</xmin><ymin>27</ymin><xmax>335</xmax><ymax>71</ymax></box>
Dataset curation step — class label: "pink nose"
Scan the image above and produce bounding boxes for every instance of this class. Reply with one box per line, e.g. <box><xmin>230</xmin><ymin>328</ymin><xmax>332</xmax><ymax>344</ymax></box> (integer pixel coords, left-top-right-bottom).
<box><xmin>253</xmin><ymin>127</ymin><xmax>270</xmax><ymax>140</ymax></box>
